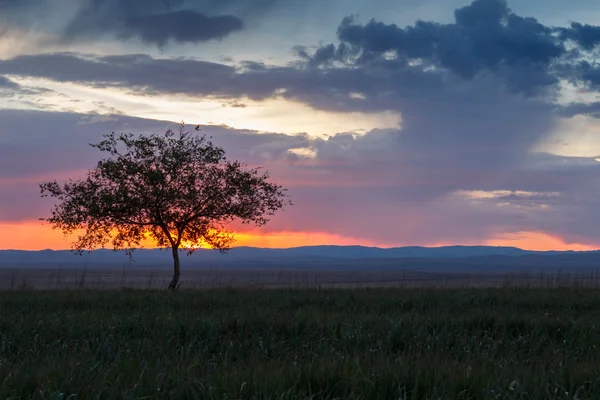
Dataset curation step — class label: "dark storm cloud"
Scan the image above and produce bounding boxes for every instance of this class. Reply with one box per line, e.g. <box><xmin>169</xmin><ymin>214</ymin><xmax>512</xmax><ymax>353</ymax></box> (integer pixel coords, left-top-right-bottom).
<box><xmin>0</xmin><ymin>0</ymin><xmax>245</xmax><ymax>47</ymax></box>
<box><xmin>553</xmin><ymin>60</ymin><xmax>600</xmax><ymax>92</ymax></box>
<box><xmin>63</xmin><ymin>0</ymin><xmax>244</xmax><ymax>46</ymax></box>
<box><xmin>190</xmin><ymin>0</ymin><xmax>282</xmax><ymax>16</ymax></box>
<box><xmin>557</xmin><ymin>22</ymin><xmax>600</xmax><ymax>50</ymax></box>
<box><xmin>3</xmin><ymin>0</ymin><xmax>599</xmax><ymax>103</ymax></box>
<box><xmin>0</xmin><ymin>53</ymin><xmax>255</xmax><ymax>97</ymax></box>
<box><xmin>558</xmin><ymin>102</ymin><xmax>600</xmax><ymax>118</ymax></box>
<box><xmin>118</xmin><ymin>11</ymin><xmax>242</xmax><ymax>46</ymax></box>
<box><xmin>299</xmin><ymin>0</ymin><xmax>578</xmax><ymax>95</ymax></box>
<box><xmin>65</xmin><ymin>7</ymin><xmax>243</xmax><ymax>46</ymax></box>
<box><xmin>578</xmin><ymin>62</ymin><xmax>600</xmax><ymax>89</ymax></box>
<box><xmin>0</xmin><ymin>52</ymin><xmax>451</xmax><ymax>111</ymax></box>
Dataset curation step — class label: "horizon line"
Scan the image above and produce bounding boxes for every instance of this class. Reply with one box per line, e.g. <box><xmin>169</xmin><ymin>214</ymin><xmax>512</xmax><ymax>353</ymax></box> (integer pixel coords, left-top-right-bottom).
<box><xmin>1</xmin><ymin>244</ymin><xmax>598</xmax><ymax>253</ymax></box>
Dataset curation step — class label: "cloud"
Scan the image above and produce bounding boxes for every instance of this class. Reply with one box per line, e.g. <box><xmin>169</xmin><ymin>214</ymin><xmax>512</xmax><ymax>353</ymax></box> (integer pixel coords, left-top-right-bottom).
<box><xmin>0</xmin><ymin>2</ymin><xmax>587</xmax><ymax>208</ymax></box>
<box><xmin>0</xmin><ymin>75</ymin><xmax>52</xmax><ymax>99</ymax></box>
<box><xmin>2</xmin><ymin>0</ymin><xmax>600</xmax><ymax>247</ymax></box>
<box><xmin>578</xmin><ymin>62</ymin><xmax>600</xmax><ymax>90</ymax></box>
<box><xmin>0</xmin><ymin>0</ymin><xmax>51</xmax><ymax>24</ymax></box>
<box><xmin>0</xmin><ymin>0</ymin><xmax>244</xmax><ymax>48</ymax></box>
<box><xmin>0</xmin><ymin>76</ymin><xmax>21</xmax><ymax>91</ymax></box>
<box><xmin>2</xmin><ymin>109</ymin><xmax>600</xmax><ymax>248</ymax></box>
<box><xmin>0</xmin><ymin>0</ymin><xmax>599</xmax><ymax>113</ymax></box>
<box><xmin>0</xmin><ymin>53</ymin><xmax>243</xmax><ymax>96</ymax></box>
<box><xmin>64</xmin><ymin>7</ymin><xmax>243</xmax><ymax>47</ymax></box>
<box><xmin>557</xmin><ymin>22</ymin><xmax>600</xmax><ymax>50</ymax></box>
<box><xmin>558</xmin><ymin>101</ymin><xmax>600</xmax><ymax>118</ymax></box>
<box><xmin>0</xmin><ymin>2</ymin><xmax>596</xmax><ymax>181</ymax></box>
<box><xmin>299</xmin><ymin>0</ymin><xmax>569</xmax><ymax>96</ymax></box>
<box><xmin>121</xmin><ymin>11</ymin><xmax>242</xmax><ymax>46</ymax></box>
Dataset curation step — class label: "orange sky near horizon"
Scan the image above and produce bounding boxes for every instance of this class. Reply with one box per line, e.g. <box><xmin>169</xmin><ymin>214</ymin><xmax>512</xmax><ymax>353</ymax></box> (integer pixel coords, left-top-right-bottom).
<box><xmin>1</xmin><ymin>220</ymin><xmax>596</xmax><ymax>252</ymax></box>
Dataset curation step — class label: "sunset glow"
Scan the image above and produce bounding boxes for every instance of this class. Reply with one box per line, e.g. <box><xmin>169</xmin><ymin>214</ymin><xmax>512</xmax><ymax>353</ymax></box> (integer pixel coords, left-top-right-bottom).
<box><xmin>0</xmin><ymin>221</ymin><xmax>397</xmax><ymax>251</ymax></box>
<box><xmin>486</xmin><ymin>231</ymin><xmax>597</xmax><ymax>252</ymax></box>
<box><xmin>2</xmin><ymin>221</ymin><xmax>596</xmax><ymax>252</ymax></box>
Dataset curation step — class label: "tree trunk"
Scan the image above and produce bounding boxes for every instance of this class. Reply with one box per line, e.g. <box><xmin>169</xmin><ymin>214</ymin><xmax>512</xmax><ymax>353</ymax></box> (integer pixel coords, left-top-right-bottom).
<box><xmin>168</xmin><ymin>246</ymin><xmax>181</xmax><ymax>290</ymax></box>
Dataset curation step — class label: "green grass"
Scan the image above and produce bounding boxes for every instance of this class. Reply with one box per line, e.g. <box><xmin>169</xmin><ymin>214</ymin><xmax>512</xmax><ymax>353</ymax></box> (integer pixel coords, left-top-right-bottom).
<box><xmin>2</xmin><ymin>288</ymin><xmax>600</xmax><ymax>399</ymax></box>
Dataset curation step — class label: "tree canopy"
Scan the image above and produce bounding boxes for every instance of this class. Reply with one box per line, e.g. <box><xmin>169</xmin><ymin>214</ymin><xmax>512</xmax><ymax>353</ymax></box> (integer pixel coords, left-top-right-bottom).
<box><xmin>40</xmin><ymin>123</ymin><xmax>291</xmax><ymax>289</ymax></box>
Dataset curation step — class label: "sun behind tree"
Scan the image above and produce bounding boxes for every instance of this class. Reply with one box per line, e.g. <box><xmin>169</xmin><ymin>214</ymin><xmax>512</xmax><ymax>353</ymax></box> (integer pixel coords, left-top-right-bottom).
<box><xmin>40</xmin><ymin>123</ymin><xmax>291</xmax><ymax>290</ymax></box>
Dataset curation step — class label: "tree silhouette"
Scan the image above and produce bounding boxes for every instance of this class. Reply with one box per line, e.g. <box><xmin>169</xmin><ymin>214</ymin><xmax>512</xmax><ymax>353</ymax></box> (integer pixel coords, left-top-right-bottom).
<box><xmin>40</xmin><ymin>123</ymin><xmax>291</xmax><ymax>289</ymax></box>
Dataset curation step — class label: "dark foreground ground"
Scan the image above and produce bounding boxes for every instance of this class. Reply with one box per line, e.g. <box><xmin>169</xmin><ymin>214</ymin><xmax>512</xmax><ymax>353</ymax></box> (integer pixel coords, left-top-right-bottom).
<box><xmin>2</xmin><ymin>288</ymin><xmax>600</xmax><ymax>399</ymax></box>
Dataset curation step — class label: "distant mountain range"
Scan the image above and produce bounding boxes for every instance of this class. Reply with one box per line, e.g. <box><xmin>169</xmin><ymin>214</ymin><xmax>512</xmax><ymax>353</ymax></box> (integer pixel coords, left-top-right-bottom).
<box><xmin>1</xmin><ymin>245</ymin><xmax>600</xmax><ymax>271</ymax></box>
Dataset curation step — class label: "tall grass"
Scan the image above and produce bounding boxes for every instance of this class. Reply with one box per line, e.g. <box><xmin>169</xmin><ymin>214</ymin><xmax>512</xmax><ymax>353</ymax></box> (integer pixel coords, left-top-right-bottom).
<box><xmin>1</xmin><ymin>288</ymin><xmax>600</xmax><ymax>398</ymax></box>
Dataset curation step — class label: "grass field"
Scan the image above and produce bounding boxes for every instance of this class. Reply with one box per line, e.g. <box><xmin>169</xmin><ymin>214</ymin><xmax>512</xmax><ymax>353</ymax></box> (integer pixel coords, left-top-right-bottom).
<box><xmin>2</xmin><ymin>288</ymin><xmax>600</xmax><ymax>399</ymax></box>
<box><xmin>3</xmin><ymin>267</ymin><xmax>600</xmax><ymax>290</ymax></box>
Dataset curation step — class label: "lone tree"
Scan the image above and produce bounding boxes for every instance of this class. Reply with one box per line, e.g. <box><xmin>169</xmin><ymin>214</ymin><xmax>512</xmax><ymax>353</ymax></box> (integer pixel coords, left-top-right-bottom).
<box><xmin>40</xmin><ymin>123</ymin><xmax>291</xmax><ymax>289</ymax></box>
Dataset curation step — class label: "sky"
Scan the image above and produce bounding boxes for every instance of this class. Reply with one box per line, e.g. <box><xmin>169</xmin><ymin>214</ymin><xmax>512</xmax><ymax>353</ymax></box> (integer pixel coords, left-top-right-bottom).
<box><xmin>2</xmin><ymin>0</ymin><xmax>600</xmax><ymax>251</ymax></box>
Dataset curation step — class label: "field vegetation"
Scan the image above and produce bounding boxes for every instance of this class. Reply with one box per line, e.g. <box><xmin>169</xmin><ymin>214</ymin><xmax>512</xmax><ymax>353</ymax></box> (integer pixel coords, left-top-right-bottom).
<box><xmin>2</xmin><ymin>288</ymin><xmax>600</xmax><ymax>399</ymax></box>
